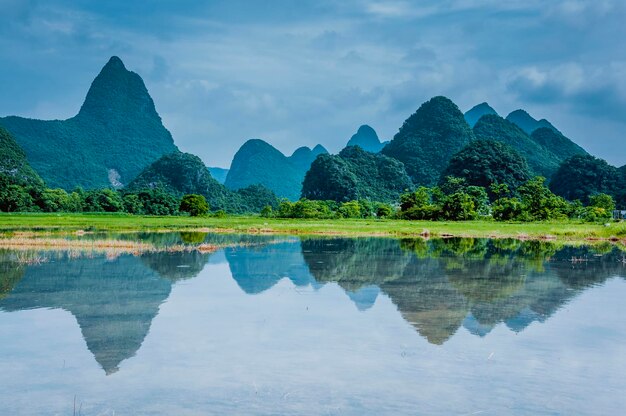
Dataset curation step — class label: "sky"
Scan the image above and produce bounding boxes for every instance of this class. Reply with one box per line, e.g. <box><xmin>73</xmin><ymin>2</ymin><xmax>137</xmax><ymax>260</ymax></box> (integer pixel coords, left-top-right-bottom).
<box><xmin>1</xmin><ymin>0</ymin><xmax>625</xmax><ymax>168</ymax></box>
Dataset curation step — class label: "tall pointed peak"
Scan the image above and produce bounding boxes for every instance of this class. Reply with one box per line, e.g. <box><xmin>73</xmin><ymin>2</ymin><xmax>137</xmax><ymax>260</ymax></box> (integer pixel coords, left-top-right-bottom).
<box><xmin>77</xmin><ymin>56</ymin><xmax>157</xmax><ymax>120</ymax></box>
<box><xmin>104</xmin><ymin>56</ymin><xmax>126</xmax><ymax>71</ymax></box>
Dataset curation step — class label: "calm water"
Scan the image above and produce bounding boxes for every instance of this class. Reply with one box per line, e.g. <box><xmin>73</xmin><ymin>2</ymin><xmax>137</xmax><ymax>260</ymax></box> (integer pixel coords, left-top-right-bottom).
<box><xmin>1</xmin><ymin>234</ymin><xmax>625</xmax><ymax>415</ymax></box>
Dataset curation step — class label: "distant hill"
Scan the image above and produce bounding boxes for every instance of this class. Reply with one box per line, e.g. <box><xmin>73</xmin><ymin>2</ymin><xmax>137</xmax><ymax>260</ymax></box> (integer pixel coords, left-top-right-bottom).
<box><xmin>473</xmin><ymin>114</ymin><xmax>561</xmax><ymax>178</ymax></box>
<box><xmin>0</xmin><ymin>126</ymin><xmax>43</xmax><ymax>186</ymax></box>
<box><xmin>127</xmin><ymin>151</ymin><xmax>277</xmax><ymax>213</ymax></box>
<box><xmin>381</xmin><ymin>96</ymin><xmax>475</xmax><ymax>186</ymax></box>
<box><xmin>345</xmin><ymin>125</ymin><xmax>385</xmax><ymax>153</ymax></box>
<box><xmin>505</xmin><ymin>109</ymin><xmax>559</xmax><ymax>135</ymax></box>
<box><xmin>530</xmin><ymin>127</ymin><xmax>588</xmax><ymax>161</ymax></box>
<box><xmin>464</xmin><ymin>103</ymin><xmax>498</xmax><ymax>127</ymax></box>
<box><xmin>288</xmin><ymin>144</ymin><xmax>328</xmax><ymax>170</ymax></box>
<box><xmin>225</xmin><ymin>139</ymin><xmax>327</xmax><ymax>200</ymax></box>
<box><xmin>302</xmin><ymin>145</ymin><xmax>413</xmax><ymax>203</ymax></box>
<box><xmin>0</xmin><ymin>56</ymin><xmax>178</xmax><ymax>190</ymax></box>
<box><xmin>207</xmin><ymin>167</ymin><xmax>229</xmax><ymax>184</ymax></box>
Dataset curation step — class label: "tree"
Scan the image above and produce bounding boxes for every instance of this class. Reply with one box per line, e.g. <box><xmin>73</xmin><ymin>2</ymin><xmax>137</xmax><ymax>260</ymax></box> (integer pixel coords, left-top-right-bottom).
<box><xmin>260</xmin><ymin>205</ymin><xmax>273</xmax><ymax>218</ymax></box>
<box><xmin>338</xmin><ymin>201</ymin><xmax>362</xmax><ymax>218</ymax></box>
<box><xmin>518</xmin><ymin>177</ymin><xmax>568</xmax><ymax>220</ymax></box>
<box><xmin>399</xmin><ymin>187</ymin><xmax>441</xmax><ymax>220</ymax></box>
<box><xmin>441</xmin><ymin>192</ymin><xmax>477</xmax><ymax>220</ymax></box>
<box><xmin>83</xmin><ymin>189</ymin><xmax>123</xmax><ymax>212</ymax></box>
<box><xmin>179</xmin><ymin>194</ymin><xmax>209</xmax><ymax>217</ymax></box>
<box><xmin>122</xmin><ymin>193</ymin><xmax>144</xmax><ymax>214</ymax></box>
<box><xmin>0</xmin><ymin>178</ymin><xmax>34</xmax><ymax>212</ymax></box>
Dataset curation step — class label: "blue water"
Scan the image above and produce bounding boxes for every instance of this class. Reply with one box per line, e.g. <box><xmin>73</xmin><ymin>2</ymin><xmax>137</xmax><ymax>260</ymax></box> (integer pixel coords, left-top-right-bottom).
<box><xmin>1</xmin><ymin>236</ymin><xmax>625</xmax><ymax>415</ymax></box>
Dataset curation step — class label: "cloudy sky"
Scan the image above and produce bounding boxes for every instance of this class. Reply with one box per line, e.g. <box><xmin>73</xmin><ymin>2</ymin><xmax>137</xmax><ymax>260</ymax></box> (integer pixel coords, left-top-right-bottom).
<box><xmin>1</xmin><ymin>0</ymin><xmax>625</xmax><ymax>167</ymax></box>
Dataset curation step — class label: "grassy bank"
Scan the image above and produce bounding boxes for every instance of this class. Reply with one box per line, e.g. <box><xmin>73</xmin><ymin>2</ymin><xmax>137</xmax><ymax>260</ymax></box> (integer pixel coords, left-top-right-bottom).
<box><xmin>1</xmin><ymin>212</ymin><xmax>625</xmax><ymax>241</ymax></box>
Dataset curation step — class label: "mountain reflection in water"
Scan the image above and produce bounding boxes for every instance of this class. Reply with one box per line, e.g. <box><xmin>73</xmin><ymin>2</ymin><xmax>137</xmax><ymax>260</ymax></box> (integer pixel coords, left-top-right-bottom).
<box><xmin>1</xmin><ymin>235</ymin><xmax>624</xmax><ymax>374</ymax></box>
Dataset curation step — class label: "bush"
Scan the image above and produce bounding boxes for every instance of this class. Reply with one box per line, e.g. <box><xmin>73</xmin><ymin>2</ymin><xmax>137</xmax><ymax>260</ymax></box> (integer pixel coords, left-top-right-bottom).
<box><xmin>376</xmin><ymin>203</ymin><xmax>393</xmax><ymax>218</ymax></box>
<box><xmin>260</xmin><ymin>205</ymin><xmax>273</xmax><ymax>218</ymax></box>
<box><xmin>179</xmin><ymin>194</ymin><xmax>209</xmax><ymax>217</ymax></box>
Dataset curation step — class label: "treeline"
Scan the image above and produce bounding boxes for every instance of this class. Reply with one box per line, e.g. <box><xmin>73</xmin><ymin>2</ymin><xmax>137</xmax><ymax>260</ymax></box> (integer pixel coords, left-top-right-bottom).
<box><xmin>269</xmin><ymin>176</ymin><xmax>616</xmax><ymax>222</ymax></box>
<box><xmin>0</xmin><ymin>175</ymin><xmax>214</xmax><ymax>216</ymax></box>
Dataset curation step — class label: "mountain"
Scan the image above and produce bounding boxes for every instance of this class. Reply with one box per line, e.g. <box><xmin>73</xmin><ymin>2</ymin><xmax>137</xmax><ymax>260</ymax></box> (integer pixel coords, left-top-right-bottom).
<box><xmin>345</xmin><ymin>125</ymin><xmax>385</xmax><ymax>153</ymax></box>
<box><xmin>302</xmin><ymin>145</ymin><xmax>413</xmax><ymax>203</ymax></box>
<box><xmin>207</xmin><ymin>167</ymin><xmax>229</xmax><ymax>184</ymax></box>
<box><xmin>530</xmin><ymin>127</ymin><xmax>588</xmax><ymax>160</ymax></box>
<box><xmin>473</xmin><ymin>114</ymin><xmax>561</xmax><ymax>178</ymax></box>
<box><xmin>381</xmin><ymin>96</ymin><xmax>475</xmax><ymax>186</ymax></box>
<box><xmin>225</xmin><ymin>139</ymin><xmax>327</xmax><ymax>201</ymax></box>
<box><xmin>287</xmin><ymin>144</ymin><xmax>328</xmax><ymax>170</ymax></box>
<box><xmin>127</xmin><ymin>151</ymin><xmax>277</xmax><ymax>212</ymax></box>
<box><xmin>464</xmin><ymin>102</ymin><xmax>498</xmax><ymax>127</ymax></box>
<box><xmin>0</xmin><ymin>56</ymin><xmax>178</xmax><ymax>190</ymax></box>
<box><xmin>505</xmin><ymin>109</ymin><xmax>559</xmax><ymax>135</ymax></box>
<box><xmin>441</xmin><ymin>139</ymin><xmax>532</xmax><ymax>194</ymax></box>
<box><xmin>0</xmin><ymin>126</ymin><xmax>43</xmax><ymax>186</ymax></box>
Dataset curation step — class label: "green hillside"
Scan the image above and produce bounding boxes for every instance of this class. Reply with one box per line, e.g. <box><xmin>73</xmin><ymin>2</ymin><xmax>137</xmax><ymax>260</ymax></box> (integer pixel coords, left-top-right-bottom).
<box><xmin>442</xmin><ymin>139</ymin><xmax>532</xmax><ymax>194</ymax></box>
<box><xmin>550</xmin><ymin>154</ymin><xmax>622</xmax><ymax>205</ymax></box>
<box><xmin>473</xmin><ymin>114</ymin><xmax>561</xmax><ymax>177</ymax></box>
<box><xmin>0</xmin><ymin>56</ymin><xmax>178</xmax><ymax>190</ymax></box>
<box><xmin>530</xmin><ymin>127</ymin><xmax>587</xmax><ymax>161</ymax></box>
<box><xmin>381</xmin><ymin>96</ymin><xmax>475</xmax><ymax>186</ymax></box>
<box><xmin>302</xmin><ymin>145</ymin><xmax>413</xmax><ymax>202</ymax></box>
<box><xmin>127</xmin><ymin>151</ymin><xmax>277</xmax><ymax>213</ymax></box>
<box><xmin>0</xmin><ymin>126</ymin><xmax>43</xmax><ymax>186</ymax></box>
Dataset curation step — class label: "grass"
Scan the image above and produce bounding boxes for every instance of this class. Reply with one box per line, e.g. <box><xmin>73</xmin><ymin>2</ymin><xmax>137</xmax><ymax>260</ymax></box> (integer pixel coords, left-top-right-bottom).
<box><xmin>1</xmin><ymin>212</ymin><xmax>625</xmax><ymax>242</ymax></box>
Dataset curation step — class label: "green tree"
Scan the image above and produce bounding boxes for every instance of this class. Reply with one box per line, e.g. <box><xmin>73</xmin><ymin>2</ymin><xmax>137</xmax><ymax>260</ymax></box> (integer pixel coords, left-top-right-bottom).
<box><xmin>37</xmin><ymin>188</ymin><xmax>72</xmax><ymax>212</ymax></box>
<box><xmin>122</xmin><ymin>193</ymin><xmax>144</xmax><ymax>214</ymax></box>
<box><xmin>376</xmin><ymin>203</ymin><xmax>394</xmax><ymax>218</ymax></box>
<box><xmin>179</xmin><ymin>194</ymin><xmax>209</xmax><ymax>217</ymax></box>
<box><xmin>338</xmin><ymin>201</ymin><xmax>362</xmax><ymax>218</ymax></box>
<box><xmin>441</xmin><ymin>192</ymin><xmax>477</xmax><ymax>220</ymax></box>
<box><xmin>0</xmin><ymin>179</ymin><xmax>34</xmax><ymax>212</ymax></box>
<box><xmin>83</xmin><ymin>189</ymin><xmax>123</xmax><ymax>212</ymax></box>
<box><xmin>260</xmin><ymin>205</ymin><xmax>273</xmax><ymax>218</ymax></box>
<box><xmin>518</xmin><ymin>177</ymin><xmax>568</xmax><ymax>220</ymax></box>
<box><xmin>399</xmin><ymin>187</ymin><xmax>441</xmax><ymax>220</ymax></box>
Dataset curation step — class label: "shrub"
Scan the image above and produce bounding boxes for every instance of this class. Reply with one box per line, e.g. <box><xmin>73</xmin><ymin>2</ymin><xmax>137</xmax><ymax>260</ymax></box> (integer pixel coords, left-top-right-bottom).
<box><xmin>179</xmin><ymin>194</ymin><xmax>209</xmax><ymax>216</ymax></box>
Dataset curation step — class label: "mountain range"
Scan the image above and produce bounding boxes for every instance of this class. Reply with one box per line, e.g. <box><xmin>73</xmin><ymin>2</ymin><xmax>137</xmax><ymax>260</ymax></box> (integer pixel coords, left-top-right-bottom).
<box><xmin>0</xmin><ymin>55</ymin><xmax>607</xmax><ymax>209</ymax></box>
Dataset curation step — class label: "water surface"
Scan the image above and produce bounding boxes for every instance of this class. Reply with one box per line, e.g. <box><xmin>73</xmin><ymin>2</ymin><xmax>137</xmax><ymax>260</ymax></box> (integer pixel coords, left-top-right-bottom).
<box><xmin>1</xmin><ymin>235</ymin><xmax>625</xmax><ymax>415</ymax></box>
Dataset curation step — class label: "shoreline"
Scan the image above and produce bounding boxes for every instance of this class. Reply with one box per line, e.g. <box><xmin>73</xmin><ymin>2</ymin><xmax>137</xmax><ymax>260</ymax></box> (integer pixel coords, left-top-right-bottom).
<box><xmin>1</xmin><ymin>213</ymin><xmax>626</xmax><ymax>244</ymax></box>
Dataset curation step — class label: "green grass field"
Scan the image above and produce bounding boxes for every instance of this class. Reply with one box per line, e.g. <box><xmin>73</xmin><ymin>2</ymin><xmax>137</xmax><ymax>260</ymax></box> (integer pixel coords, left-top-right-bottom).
<box><xmin>1</xmin><ymin>212</ymin><xmax>625</xmax><ymax>241</ymax></box>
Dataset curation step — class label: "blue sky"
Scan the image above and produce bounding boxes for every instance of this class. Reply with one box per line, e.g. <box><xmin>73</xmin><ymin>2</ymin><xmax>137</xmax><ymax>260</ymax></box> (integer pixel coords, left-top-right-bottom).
<box><xmin>1</xmin><ymin>0</ymin><xmax>625</xmax><ymax>167</ymax></box>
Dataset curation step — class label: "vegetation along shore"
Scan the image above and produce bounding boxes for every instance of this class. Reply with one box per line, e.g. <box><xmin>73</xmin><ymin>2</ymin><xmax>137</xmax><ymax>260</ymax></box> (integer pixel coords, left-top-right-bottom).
<box><xmin>2</xmin><ymin>213</ymin><xmax>626</xmax><ymax>243</ymax></box>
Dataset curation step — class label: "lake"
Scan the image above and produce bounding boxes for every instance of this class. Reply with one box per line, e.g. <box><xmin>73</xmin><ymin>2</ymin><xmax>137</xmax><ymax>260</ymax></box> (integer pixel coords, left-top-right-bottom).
<box><xmin>1</xmin><ymin>234</ymin><xmax>625</xmax><ymax>415</ymax></box>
